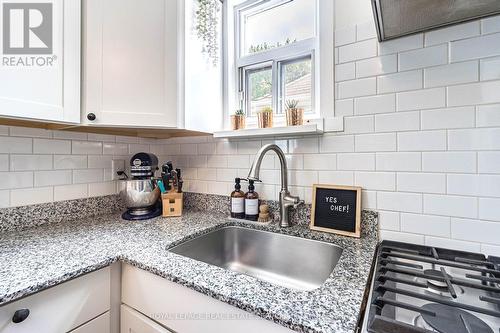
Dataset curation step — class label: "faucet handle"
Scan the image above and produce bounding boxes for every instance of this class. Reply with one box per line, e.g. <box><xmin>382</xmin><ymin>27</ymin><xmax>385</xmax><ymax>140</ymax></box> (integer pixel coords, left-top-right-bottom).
<box><xmin>293</xmin><ymin>199</ymin><xmax>304</xmax><ymax>209</ymax></box>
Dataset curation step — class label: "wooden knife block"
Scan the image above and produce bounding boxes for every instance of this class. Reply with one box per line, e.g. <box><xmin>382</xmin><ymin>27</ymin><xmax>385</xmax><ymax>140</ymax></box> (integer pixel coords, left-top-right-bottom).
<box><xmin>161</xmin><ymin>191</ymin><xmax>183</xmax><ymax>217</ymax></box>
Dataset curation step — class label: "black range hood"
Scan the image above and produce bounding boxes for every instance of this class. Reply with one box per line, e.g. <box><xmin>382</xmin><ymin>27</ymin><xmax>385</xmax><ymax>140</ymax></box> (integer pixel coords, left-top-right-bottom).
<box><xmin>372</xmin><ymin>0</ymin><xmax>500</xmax><ymax>41</ymax></box>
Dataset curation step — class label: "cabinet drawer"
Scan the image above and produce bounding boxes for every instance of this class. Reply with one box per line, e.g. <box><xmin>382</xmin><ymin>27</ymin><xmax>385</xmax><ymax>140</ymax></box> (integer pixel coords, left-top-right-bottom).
<box><xmin>121</xmin><ymin>305</ymin><xmax>171</xmax><ymax>333</ymax></box>
<box><xmin>70</xmin><ymin>312</ymin><xmax>110</xmax><ymax>333</ymax></box>
<box><xmin>121</xmin><ymin>264</ymin><xmax>293</xmax><ymax>333</ymax></box>
<box><xmin>0</xmin><ymin>267</ymin><xmax>110</xmax><ymax>333</ymax></box>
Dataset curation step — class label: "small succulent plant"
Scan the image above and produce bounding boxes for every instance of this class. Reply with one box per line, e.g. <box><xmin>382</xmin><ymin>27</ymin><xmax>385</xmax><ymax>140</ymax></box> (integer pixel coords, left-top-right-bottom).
<box><xmin>260</xmin><ymin>106</ymin><xmax>273</xmax><ymax>113</ymax></box>
<box><xmin>285</xmin><ymin>99</ymin><xmax>299</xmax><ymax>110</ymax></box>
<box><xmin>234</xmin><ymin>109</ymin><xmax>245</xmax><ymax>116</ymax></box>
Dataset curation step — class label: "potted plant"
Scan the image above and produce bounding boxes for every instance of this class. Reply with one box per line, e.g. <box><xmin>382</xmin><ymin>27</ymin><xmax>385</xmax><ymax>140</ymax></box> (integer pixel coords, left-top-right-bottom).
<box><xmin>285</xmin><ymin>99</ymin><xmax>304</xmax><ymax>126</ymax></box>
<box><xmin>257</xmin><ymin>106</ymin><xmax>273</xmax><ymax>128</ymax></box>
<box><xmin>231</xmin><ymin>110</ymin><xmax>246</xmax><ymax>130</ymax></box>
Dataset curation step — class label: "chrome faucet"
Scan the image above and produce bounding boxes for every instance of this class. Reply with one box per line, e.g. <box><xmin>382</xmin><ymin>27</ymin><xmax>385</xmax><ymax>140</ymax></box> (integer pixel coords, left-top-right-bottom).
<box><xmin>247</xmin><ymin>144</ymin><xmax>304</xmax><ymax>227</ymax></box>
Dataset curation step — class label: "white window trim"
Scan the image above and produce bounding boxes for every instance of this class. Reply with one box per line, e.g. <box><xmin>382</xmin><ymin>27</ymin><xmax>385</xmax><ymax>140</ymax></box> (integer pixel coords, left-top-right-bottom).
<box><xmin>223</xmin><ymin>0</ymin><xmax>335</xmax><ymax>131</ymax></box>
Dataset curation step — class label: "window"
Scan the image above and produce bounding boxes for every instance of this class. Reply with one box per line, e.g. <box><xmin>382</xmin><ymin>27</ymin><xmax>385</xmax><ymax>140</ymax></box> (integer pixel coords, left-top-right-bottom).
<box><xmin>235</xmin><ymin>0</ymin><xmax>317</xmax><ymax>117</ymax></box>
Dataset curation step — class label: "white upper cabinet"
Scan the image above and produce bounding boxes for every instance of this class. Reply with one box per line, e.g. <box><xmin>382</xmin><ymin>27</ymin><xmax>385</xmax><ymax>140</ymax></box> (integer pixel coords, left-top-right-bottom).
<box><xmin>82</xmin><ymin>0</ymin><xmax>179</xmax><ymax>128</ymax></box>
<box><xmin>0</xmin><ymin>0</ymin><xmax>81</xmax><ymax>123</ymax></box>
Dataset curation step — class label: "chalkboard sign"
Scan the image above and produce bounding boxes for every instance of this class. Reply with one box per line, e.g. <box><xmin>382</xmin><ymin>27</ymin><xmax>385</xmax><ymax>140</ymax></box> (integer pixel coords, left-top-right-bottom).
<box><xmin>310</xmin><ymin>185</ymin><xmax>361</xmax><ymax>238</ymax></box>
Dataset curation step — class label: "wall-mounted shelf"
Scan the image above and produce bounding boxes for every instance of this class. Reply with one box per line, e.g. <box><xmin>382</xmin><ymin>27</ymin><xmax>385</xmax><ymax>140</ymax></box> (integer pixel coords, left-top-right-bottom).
<box><xmin>213</xmin><ymin>123</ymin><xmax>324</xmax><ymax>139</ymax></box>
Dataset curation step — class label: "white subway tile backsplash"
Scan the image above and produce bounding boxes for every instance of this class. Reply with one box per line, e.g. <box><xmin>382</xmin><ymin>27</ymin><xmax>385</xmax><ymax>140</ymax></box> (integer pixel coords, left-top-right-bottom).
<box><xmin>448</xmin><ymin>128</ymin><xmax>500</xmax><ymax>150</ymax></box>
<box><xmin>448</xmin><ymin>80</ymin><xmax>500</xmax><ymax>106</ymax></box>
<box><xmin>10</xmin><ymin>155</ymin><xmax>52</xmax><ymax>171</ymax></box>
<box><xmin>425</xmin><ymin>21</ymin><xmax>480</xmax><ymax>46</ymax></box>
<box><xmin>478</xmin><ymin>152</ymin><xmax>500</xmax><ymax>173</ymax></box>
<box><xmin>450</xmin><ymin>33</ymin><xmax>500</xmax><ymax>62</ymax></box>
<box><xmin>54</xmin><ymin>184</ymin><xmax>88</xmax><ymax>201</ymax></box>
<box><xmin>33</xmin><ymin>139</ymin><xmax>70</xmax><ymax>154</ymax></box>
<box><xmin>399</xmin><ymin>44</ymin><xmax>448</xmax><ymax>71</ymax></box>
<box><xmin>338</xmin><ymin>153</ymin><xmax>375</xmax><ymax>171</ymax></box>
<box><xmin>476</xmin><ymin>104</ymin><xmax>500</xmax><ymax>127</ymax></box>
<box><xmin>356</xmin><ymin>133</ymin><xmax>397</xmax><ymax>152</ymax></box>
<box><xmin>289</xmin><ymin>137</ymin><xmax>319</xmax><ymax>153</ymax></box>
<box><xmin>421</xmin><ymin>106</ymin><xmax>476</xmax><ymax>130</ymax></box>
<box><xmin>73</xmin><ymin>169</ymin><xmax>104</xmax><ymax>184</ymax></box>
<box><xmin>0</xmin><ymin>172</ymin><xmax>33</xmax><ymax>190</ymax></box>
<box><xmin>447</xmin><ymin>174</ymin><xmax>500</xmax><ymax>197</ymax></box>
<box><xmin>377</xmin><ymin>70</ymin><xmax>423</xmax><ymax>94</ymax></box>
<box><xmin>356</xmin><ymin>55</ymin><xmax>397</xmax><ymax>78</ymax></box>
<box><xmin>398</xmin><ymin>130</ymin><xmax>446</xmax><ymax>151</ymax></box>
<box><xmin>356</xmin><ymin>21</ymin><xmax>377</xmax><ymax>41</ymax></box>
<box><xmin>379</xmin><ymin>34</ymin><xmax>423</xmax><ymax>55</ymax></box>
<box><xmin>320</xmin><ymin>135</ymin><xmax>355</xmax><ymax>153</ymax></box>
<box><xmin>424</xmin><ymin>61</ymin><xmax>478</xmax><ymax>88</ymax></box>
<box><xmin>335</xmin><ymin>63</ymin><xmax>356</xmax><ymax>81</ymax></box>
<box><xmin>53</xmin><ymin>155</ymin><xmax>87</xmax><ymax>170</ymax></box>
<box><xmin>335</xmin><ymin>99</ymin><xmax>354</xmax><ymax>117</ymax></box>
<box><xmin>354</xmin><ymin>94</ymin><xmax>396</xmax><ymax>115</ymax></box>
<box><xmin>424</xmin><ymin>194</ymin><xmax>478</xmax><ymax>219</ymax></box>
<box><xmin>377</xmin><ymin>191</ymin><xmax>423</xmax><ymax>214</ymax></box>
<box><xmin>482</xmin><ymin>16</ymin><xmax>500</xmax><ymax>34</ymax></box>
<box><xmin>480</xmin><ymin>57</ymin><xmax>500</xmax><ymax>81</ymax></box>
<box><xmin>88</xmin><ymin>182</ymin><xmax>117</xmax><ymax>197</ymax></box>
<box><xmin>380</xmin><ymin>230</ymin><xmax>425</xmax><ymax>245</ymax></box>
<box><xmin>34</xmin><ymin>170</ymin><xmax>72</xmax><ymax>187</ymax></box>
<box><xmin>376</xmin><ymin>152</ymin><xmax>421</xmax><ymax>171</ymax></box>
<box><xmin>344</xmin><ymin>115</ymin><xmax>374</xmax><ymax>134</ymax></box>
<box><xmin>338</xmin><ymin>77</ymin><xmax>376</xmax><ymax>99</ymax></box>
<box><xmin>207</xmin><ymin>155</ymin><xmax>228</xmax><ymax>168</ymax></box>
<box><xmin>425</xmin><ymin>236</ymin><xmax>481</xmax><ymax>253</ymax></box>
<box><xmin>9</xmin><ymin>127</ymin><xmax>52</xmax><ymax>138</ymax></box>
<box><xmin>378</xmin><ymin>210</ymin><xmax>400</xmax><ymax>231</ymax></box>
<box><xmin>481</xmin><ymin>244</ymin><xmax>500</xmax><ymax>257</ymax></box>
<box><xmin>103</xmin><ymin>143</ymin><xmax>129</xmax><ymax>156</ymax></box>
<box><xmin>53</xmin><ymin>131</ymin><xmax>88</xmax><ymax>140</ymax></box>
<box><xmin>338</xmin><ymin>39</ymin><xmax>377</xmax><ymax>63</ymax></box>
<box><xmin>288</xmin><ymin>170</ymin><xmax>318</xmax><ymax>187</ymax></box>
<box><xmin>362</xmin><ymin>190</ymin><xmax>377</xmax><ymax>209</ymax></box>
<box><xmin>397</xmin><ymin>173</ymin><xmax>446</xmax><ymax>194</ymax></box>
<box><xmin>375</xmin><ymin>111</ymin><xmax>420</xmax><ymax>132</ymax></box>
<box><xmin>452</xmin><ymin>218</ymin><xmax>500</xmax><ymax>245</ymax></box>
<box><xmin>355</xmin><ymin>172</ymin><xmax>396</xmax><ymax>191</ymax></box>
<box><xmin>335</xmin><ymin>26</ymin><xmax>356</xmax><ymax>46</ymax></box>
<box><xmin>318</xmin><ymin>171</ymin><xmax>354</xmax><ymax>186</ymax></box>
<box><xmin>0</xmin><ymin>137</ymin><xmax>32</xmax><ymax>154</ymax></box>
<box><xmin>303</xmin><ymin>154</ymin><xmax>337</xmax><ymax>170</ymax></box>
<box><xmin>422</xmin><ymin>152</ymin><xmax>476</xmax><ymax>173</ymax></box>
<box><xmin>401</xmin><ymin>213</ymin><xmax>450</xmax><ymax>237</ymax></box>
<box><xmin>0</xmin><ymin>155</ymin><xmax>8</xmax><ymax>171</ymax></box>
<box><xmin>479</xmin><ymin>198</ymin><xmax>500</xmax><ymax>221</ymax></box>
<box><xmin>397</xmin><ymin>88</ymin><xmax>446</xmax><ymax>111</ymax></box>
<box><xmin>10</xmin><ymin>187</ymin><xmax>53</xmax><ymax>206</ymax></box>
<box><xmin>72</xmin><ymin>141</ymin><xmax>103</xmax><ymax>155</ymax></box>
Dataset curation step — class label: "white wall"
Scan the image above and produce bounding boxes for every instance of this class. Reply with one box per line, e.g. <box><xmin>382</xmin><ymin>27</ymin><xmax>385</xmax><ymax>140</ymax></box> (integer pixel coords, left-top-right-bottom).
<box><xmin>335</xmin><ymin>0</ymin><xmax>373</xmax><ymax>29</ymax></box>
<box><xmin>161</xmin><ymin>14</ymin><xmax>500</xmax><ymax>256</ymax></box>
<box><xmin>0</xmin><ymin>126</ymin><xmax>166</xmax><ymax>207</ymax></box>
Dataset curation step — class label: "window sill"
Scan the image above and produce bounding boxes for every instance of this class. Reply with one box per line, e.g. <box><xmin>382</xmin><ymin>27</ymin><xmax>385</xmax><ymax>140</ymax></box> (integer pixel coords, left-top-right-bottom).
<box><xmin>213</xmin><ymin>117</ymin><xmax>343</xmax><ymax>139</ymax></box>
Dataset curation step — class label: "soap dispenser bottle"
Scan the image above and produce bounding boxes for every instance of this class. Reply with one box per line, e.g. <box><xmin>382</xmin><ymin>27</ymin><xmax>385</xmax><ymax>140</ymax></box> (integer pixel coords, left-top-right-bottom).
<box><xmin>245</xmin><ymin>179</ymin><xmax>259</xmax><ymax>221</ymax></box>
<box><xmin>230</xmin><ymin>178</ymin><xmax>245</xmax><ymax>219</ymax></box>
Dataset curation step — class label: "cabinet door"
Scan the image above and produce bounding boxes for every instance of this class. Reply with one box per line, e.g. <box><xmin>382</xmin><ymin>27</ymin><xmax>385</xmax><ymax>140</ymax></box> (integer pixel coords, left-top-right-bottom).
<box><xmin>0</xmin><ymin>0</ymin><xmax>80</xmax><ymax>123</ymax></box>
<box><xmin>69</xmin><ymin>312</ymin><xmax>110</xmax><ymax>333</ymax></box>
<box><xmin>121</xmin><ymin>305</ymin><xmax>171</xmax><ymax>333</ymax></box>
<box><xmin>83</xmin><ymin>0</ymin><xmax>178</xmax><ymax>128</ymax></box>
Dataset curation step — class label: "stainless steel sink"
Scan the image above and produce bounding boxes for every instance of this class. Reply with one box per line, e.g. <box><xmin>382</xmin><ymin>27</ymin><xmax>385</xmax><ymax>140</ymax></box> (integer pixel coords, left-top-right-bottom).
<box><xmin>169</xmin><ymin>226</ymin><xmax>343</xmax><ymax>291</ymax></box>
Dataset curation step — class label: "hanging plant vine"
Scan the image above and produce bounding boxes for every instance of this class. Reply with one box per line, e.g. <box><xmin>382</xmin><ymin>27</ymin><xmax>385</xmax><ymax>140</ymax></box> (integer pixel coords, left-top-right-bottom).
<box><xmin>195</xmin><ymin>0</ymin><xmax>222</xmax><ymax>66</ymax></box>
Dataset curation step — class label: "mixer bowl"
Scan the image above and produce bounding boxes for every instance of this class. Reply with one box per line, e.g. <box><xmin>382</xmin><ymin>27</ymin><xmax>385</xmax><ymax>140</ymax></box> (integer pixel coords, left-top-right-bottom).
<box><xmin>119</xmin><ymin>179</ymin><xmax>160</xmax><ymax>209</ymax></box>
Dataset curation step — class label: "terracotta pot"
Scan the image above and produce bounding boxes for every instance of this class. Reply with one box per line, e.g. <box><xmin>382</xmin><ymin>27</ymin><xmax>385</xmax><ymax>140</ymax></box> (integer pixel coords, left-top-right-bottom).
<box><xmin>286</xmin><ymin>108</ymin><xmax>304</xmax><ymax>126</ymax></box>
<box><xmin>231</xmin><ymin>115</ymin><xmax>246</xmax><ymax>130</ymax></box>
<box><xmin>257</xmin><ymin>112</ymin><xmax>273</xmax><ymax>128</ymax></box>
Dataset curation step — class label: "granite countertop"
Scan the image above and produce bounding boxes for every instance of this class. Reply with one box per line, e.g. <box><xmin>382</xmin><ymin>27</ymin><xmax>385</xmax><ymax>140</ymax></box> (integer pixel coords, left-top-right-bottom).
<box><xmin>0</xmin><ymin>210</ymin><xmax>378</xmax><ymax>333</ymax></box>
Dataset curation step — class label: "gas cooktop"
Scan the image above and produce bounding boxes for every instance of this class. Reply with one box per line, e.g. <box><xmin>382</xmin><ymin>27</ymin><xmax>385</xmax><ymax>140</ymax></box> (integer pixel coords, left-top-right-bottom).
<box><xmin>364</xmin><ymin>240</ymin><xmax>500</xmax><ymax>333</ymax></box>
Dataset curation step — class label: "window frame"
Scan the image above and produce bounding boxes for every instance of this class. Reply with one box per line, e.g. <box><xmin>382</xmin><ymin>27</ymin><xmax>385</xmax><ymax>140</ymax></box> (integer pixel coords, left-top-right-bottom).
<box><xmin>234</xmin><ymin>0</ymin><xmax>317</xmax><ymax>119</ymax></box>
<box><xmin>223</xmin><ymin>0</ymin><xmax>334</xmax><ymax>130</ymax></box>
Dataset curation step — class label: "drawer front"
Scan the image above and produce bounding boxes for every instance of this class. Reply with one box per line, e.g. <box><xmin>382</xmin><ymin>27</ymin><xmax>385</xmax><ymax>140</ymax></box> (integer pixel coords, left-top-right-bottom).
<box><xmin>121</xmin><ymin>264</ymin><xmax>293</xmax><ymax>333</ymax></box>
<box><xmin>70</xmin><ymin>312</ymin><xmax>110</xmax><ymax>333</ymax></box>
<box><xmin>121</xmin><ymin>305</ymin><xmax>171</xmax><ymax>333</ymax></box>
<box><xmin>0</xmin><ymin>267</ymin><xmax>110</xmax><ymax>333</ymax></box>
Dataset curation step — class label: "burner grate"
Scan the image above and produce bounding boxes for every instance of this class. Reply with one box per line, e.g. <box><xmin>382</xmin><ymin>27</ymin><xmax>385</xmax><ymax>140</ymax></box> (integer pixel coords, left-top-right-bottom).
<box><xmin>366</xmin><ymin>240</ymin><xmax>500</xmax><ymax>333</ymax></box>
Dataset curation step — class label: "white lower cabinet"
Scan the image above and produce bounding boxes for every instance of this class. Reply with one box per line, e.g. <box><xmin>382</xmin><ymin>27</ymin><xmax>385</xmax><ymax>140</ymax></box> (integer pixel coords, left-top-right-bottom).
<box><xmin>0</xmin><ymin>267</ymin><xmax>110</xmax><ymax>333</ymax></box>
<box><xmin>121</xmin><ymin>264</ymin><xmax>294</xmax><ymax>333</ymax></box>
<box><xmin>70</xmin><ymin>312</ymin><xmax>110</xmax><ymax>333</ymax></box>
<box><xmin>121</xmin><ymin>305</ymin><xmax>171</xmax><ymax>333</ymax></box>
